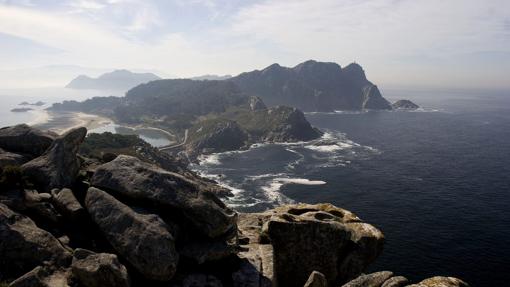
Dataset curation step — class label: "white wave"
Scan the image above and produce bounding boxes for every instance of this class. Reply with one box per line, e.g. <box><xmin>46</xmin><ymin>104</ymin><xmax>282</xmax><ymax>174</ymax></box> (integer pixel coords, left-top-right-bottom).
<box><xmin>260</xmin><ymin>181</ymin><xmax>295</xmax><ymax>204</ymax></box>
<box><xmin>274</xmin><ymin>177</ymin><xmax>326</xmax><ymax>185</ymax></box>
<box><xmin>198</xmin><ymin>153</ymin><xmax>222</xmax><ymax>165</ymax></box>
<box><xmin>304</xmin><ymin>142</ymin><xmax>353</xmax><ymax>152</ymax></box>
<box><xmin>247</xmin><ymin>173</ymin><xmax>287</xmax><ymax>180</ymax></box>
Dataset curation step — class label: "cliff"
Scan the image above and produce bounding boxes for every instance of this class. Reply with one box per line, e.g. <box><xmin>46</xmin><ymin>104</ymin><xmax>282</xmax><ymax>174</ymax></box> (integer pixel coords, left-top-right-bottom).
<box><xmin>230</xmin><ymin>60</ymin><xmax>392</xmax><ymax>112</ymax></box>
<box><xmin>0</xmin><ymin>124</ymin><xmax>468</xmax><ymax>287</ymax></box>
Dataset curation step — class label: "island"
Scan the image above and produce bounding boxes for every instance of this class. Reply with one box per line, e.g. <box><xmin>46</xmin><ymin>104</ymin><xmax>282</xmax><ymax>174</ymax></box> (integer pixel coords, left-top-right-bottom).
<box><xmin>65</xmin><ymin>69</ymin><xmax>160</xmax><ymax>91</ymax></box>
<box><xmin>51</xmin><ymin>79</ymin><xmax>322</xmax><ymax>159</ymax></box>
<box><xmin>392</xmin><ymin>99</ymin><xmax>420</xmax><ymax>110</ymax></box>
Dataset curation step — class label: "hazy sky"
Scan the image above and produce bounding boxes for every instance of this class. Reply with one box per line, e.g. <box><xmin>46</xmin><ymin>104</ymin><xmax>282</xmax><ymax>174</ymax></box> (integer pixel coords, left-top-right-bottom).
<box><xmin>1</xmin><ymin>0</ymin><xmax>509</xmax><ymax>89</ymax></box>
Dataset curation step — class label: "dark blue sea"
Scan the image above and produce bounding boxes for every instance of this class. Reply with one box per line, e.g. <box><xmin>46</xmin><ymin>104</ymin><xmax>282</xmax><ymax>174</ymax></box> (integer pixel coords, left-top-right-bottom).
<box><xmin>191</xmin><ymin>88</ymin><xmax>510</xmax><ymax>287</ymax></box>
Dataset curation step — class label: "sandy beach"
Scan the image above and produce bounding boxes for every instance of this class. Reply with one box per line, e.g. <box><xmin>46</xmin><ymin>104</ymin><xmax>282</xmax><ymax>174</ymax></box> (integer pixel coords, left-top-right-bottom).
<box><xmin>32</xmin><ymin>111</ymin><xmax>112</xmax><ymax>135</ymax></box>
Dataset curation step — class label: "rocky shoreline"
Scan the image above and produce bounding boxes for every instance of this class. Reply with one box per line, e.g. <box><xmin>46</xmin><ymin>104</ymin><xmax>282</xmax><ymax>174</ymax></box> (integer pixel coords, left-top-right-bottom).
<box><xmin>0</xmin><ymin>124</ymin><xmax>467</xmax><ymax>287</ymax></box>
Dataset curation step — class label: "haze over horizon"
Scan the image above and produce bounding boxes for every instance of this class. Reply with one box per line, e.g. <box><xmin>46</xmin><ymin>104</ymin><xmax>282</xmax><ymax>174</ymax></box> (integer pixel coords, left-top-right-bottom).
<box><xmin>0</xmin><ymin>0</ymin><xmax>509</xmax><ymax>90</ymax></box>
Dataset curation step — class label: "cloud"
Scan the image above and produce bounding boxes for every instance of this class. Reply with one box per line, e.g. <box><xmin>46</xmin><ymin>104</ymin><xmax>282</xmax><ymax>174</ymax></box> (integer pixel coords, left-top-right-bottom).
<box><xmin>0</xmin><ymin>0</ymin><xmax>509</xmax><ymax>89</ymax></box>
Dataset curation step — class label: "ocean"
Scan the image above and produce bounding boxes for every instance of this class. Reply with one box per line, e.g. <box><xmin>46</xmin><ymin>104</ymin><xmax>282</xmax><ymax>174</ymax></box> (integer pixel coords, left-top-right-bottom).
<box><xmin>191</xmin><ymin>88</ymin><xmax>510</xmax><ymax>286</ymax></box>
<box><xmin>1</xmin><ymin>87</ymin><xmax>509</xmax><ymax>286</ymax></box>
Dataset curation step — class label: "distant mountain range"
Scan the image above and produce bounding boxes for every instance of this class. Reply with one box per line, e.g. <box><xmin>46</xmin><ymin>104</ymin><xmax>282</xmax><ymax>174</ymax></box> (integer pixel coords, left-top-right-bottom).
<box><xmin>63</xmin><ymin>61</ymin><xmax>400</xmax><ymax>112</ymax></box>
<box><xmin>66</xmin><ymin>70</ymin><xmax>160</xmax><ymax>91</ymax></box>
<box><xmin>230</xmin><ymin>60</ymin><xmax>392</xmax><ymax>111</ymax></box>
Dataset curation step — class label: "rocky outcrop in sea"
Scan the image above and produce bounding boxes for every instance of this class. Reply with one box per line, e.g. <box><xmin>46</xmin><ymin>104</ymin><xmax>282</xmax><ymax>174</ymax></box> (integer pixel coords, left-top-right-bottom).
<box><xmin>0</xmin><ymin>125</ymin><xmax>468</xmax><ymax>287</ymax></box>
<box><xmin>391</xmin><ymin>100</ymin><xmax>420</xmax><ymax>110</ymax></box>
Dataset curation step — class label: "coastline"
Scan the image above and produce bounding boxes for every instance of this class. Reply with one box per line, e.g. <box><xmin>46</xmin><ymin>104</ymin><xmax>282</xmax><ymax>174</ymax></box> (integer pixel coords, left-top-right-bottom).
<box><xmin>32</xmin><ymin>111</ymin><xmax>112</xmax><ymax>135</ymax></box>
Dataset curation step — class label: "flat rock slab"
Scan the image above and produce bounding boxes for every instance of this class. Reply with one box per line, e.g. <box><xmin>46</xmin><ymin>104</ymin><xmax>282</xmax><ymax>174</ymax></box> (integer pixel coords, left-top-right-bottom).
<box><xmin>264</xmin><ymin>204</ymin><xmax>384</xmax><ymax>287</ymax></box>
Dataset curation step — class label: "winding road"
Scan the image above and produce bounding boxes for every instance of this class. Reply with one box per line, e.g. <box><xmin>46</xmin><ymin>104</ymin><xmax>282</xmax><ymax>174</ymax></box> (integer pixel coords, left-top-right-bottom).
<box><xmin>159</xmin><ymin>129</ymin><xmax>188</xmax><ymax>151</ymax></box>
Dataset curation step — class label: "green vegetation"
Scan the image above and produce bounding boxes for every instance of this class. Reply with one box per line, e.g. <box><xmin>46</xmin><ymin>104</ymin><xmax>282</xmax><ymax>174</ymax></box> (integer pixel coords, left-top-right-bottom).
<box><xmin>80</xmin><ymin>132</ymin><xmax>145</xmax><ymax>159</ymax></box>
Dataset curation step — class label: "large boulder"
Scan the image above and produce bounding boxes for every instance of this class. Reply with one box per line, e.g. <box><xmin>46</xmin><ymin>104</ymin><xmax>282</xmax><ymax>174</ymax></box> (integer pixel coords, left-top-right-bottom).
<box><xmin>0</xmin><ymin>203</ymin><xmax>71</xmax><ymax>281</ymax></box>
<box><xmin>264</xmin><ymin>204</ymin><xmax>384</xmax><ymax>287</ymax></box>
<box><xmin>381</xmin><ymin>276</ymin><xmax>409</xmax><ymax>287</ymax></box>
<box><xmin>84</xmin><ymin>187</ymin><xmax>178</xmax><ymax>281</ymax></box>
<box><xmin>406</xmin><ymin>276</ymin><xmax>469</xmax><ymax>287</ymax></box>
<box><xmin>0</xmin><ymin>124</ymin><xmax>56</xmax><ymax>156</ymax></box>
<box><xmin>50</xmin><ymin>188</ymin><xmax>84</xmax><ymax>220</ymax></box>
<box><xmin>8</xmin><ymin>265</ymin><xmax>70</xmax><ymax>287</ymax></box>
<box><xmin>71</xmin><ymin>248</ymin><xmax>130</xmax><ymax>287</ymax></box>
<box><xmin>22</xmin><ymin>127</ymin><xmax>87</xmax><ymax>190</ymax></box>
<box><xmin>341</xmin><ymin>271</ymin><xmax>393</xmax><ymax>287</ymax></box>
<box><xmin>0</xmin><ymin>148</ymin><xmax>30</xmax><ymax>168</ymax></box>
<box><xmin>90</xmin><ymin>155</ymin><xmax>237</xmax><ymax>238</ymax></box>
<box><xmin>304</xmin><ymin>271</ymin><xmax>328</xmax><ymax>287</ymax></box>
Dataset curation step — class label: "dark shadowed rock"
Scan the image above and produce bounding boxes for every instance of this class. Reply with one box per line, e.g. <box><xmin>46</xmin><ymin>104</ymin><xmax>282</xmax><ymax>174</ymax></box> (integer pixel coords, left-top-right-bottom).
<box><xmin>176</xmin><ymin>273</ymin><xmax>223</xmax><ymax>287</ymax></box>
<box><xmin>265</xmin><ymin>204</ymin><xmax>384</xmax><ymax>287</ymax></box>
<box><xmin>0</xmin><ymin>189</ymin><xmax>60</xmax><ymax>225</ymax></box>
<box><xmin>90</xmin><ymin>155</ymin><xmax>237</xmax><ymax>238</ymax></box>
<box><xmin>304</xmin><ymin>271</ymin><xmax>328</xmax><ymax>287</ymax></box>
<box><xmin>8</xmin><ymin>265</ymin><xmax>70</xmax><ymax>287</ymax></box>
<box><xmin>341</xmin><ymin>271</ymin><xmax>393</xmax><ymax>287</ymax></box>
<box><xmin>0</xmin><ymin>148</ymin><xmax>30</xmax><ymax>167</ymax></box>
<box><xmin>178</xmin><ymin>239</ymin><xmax>237</xmax><ymax>265</ymax></box>
<box><xmin>22</xmin><ymin>190</ymin><xmax>61</xmax><ymax>224</ymax></box>
<box><xmin>406</xmin><ymin>276</ymin><xmax>469</xmax><ymax>287</ymax></box>
<box><xmin>381</xmin><ymin>276</ymin><xmax>409</xmax><ymax>287</ymax></box>
<box><xmin>71</xmin><ymin>248</ymin><xmax>130</xmax><ymax>287</ymax></box>
<box><xmin>0</xmin><ymin>124</ymin><xmax>56</xmax><ymax>156</ymax></box>
<box><xmin>51</xmin><ymin>188</ymin><xmax>84</xmax><ymax>219</ymax></box>
<box><xmin>391</xmin><ymin>100</ymin><xmax>419</xmax><ymax>110</ymax></box>
<box><xmin>0</xmin><ymin>203</ymin><xmax>71</xmax><ymax>280</ymax></box>
<box><xmin>186</xmin><ymin>120</ymin><xmax>249</xmax><ymax>156</ymax></box>
<box><xmin>84</xmin><ymin>187</ymin><xmax>178</xmax><ymax>281</ymax></box>
<box><xmin>22</xmin><ymin>127</ymin><xmax>87</xmax><ymax>190</ymax></box>
<box><xmin>262</xmin><ymin>106</ymin><xmax>322</xmax><ymax>142</ymax></box>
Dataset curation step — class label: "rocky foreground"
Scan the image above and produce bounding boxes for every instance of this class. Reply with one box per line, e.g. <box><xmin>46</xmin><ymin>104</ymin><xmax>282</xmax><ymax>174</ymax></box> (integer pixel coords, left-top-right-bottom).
<box><xmin>0</xmin><ymin>124</ymin><xmax>467</xmax><ymax>287</ymax></box>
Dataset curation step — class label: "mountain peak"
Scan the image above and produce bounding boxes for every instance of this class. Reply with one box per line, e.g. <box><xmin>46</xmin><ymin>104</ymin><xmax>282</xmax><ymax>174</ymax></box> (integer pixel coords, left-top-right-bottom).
<box><xmin>230</xmin><ymin>60</ymin><xmax>389</xmax><ymax>111</ymax></box>
<box><xmin>66</xmin><ymin>70</ymin><xmax>160</xmax><ymax>91</ymax></box>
